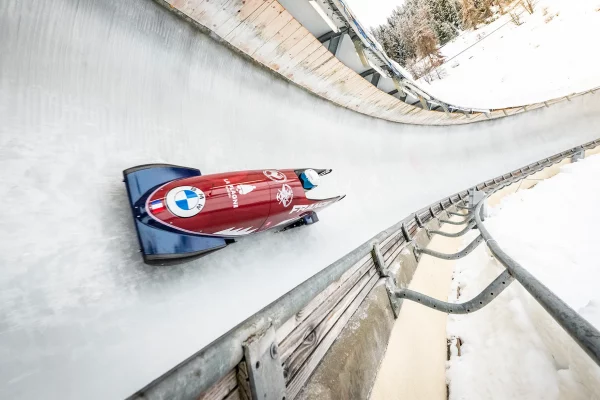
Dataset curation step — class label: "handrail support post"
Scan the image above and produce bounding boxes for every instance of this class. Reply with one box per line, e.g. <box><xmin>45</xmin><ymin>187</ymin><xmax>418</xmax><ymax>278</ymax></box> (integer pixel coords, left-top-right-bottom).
<box><xmin>372</xmin><ymin>242</ymin><xmax>401</xmax><ymax>318</ymax></box>
<box><xmin>242</xmin><ymin>326</ymin><xmax>286</xmax><ymax>400</ymax></box>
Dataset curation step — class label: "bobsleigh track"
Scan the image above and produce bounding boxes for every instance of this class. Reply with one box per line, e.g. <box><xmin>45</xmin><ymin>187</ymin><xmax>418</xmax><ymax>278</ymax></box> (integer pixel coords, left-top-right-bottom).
<box><xmin>0</xmin><ymin>0</ymin><xmax>599</xmax><ymax>398</ymax></box>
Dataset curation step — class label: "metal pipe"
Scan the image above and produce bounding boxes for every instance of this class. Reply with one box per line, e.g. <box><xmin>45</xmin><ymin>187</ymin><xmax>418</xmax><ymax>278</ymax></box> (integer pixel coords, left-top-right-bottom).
<box><xmin>440</xmin><ymin>217</ymin><xmax>473</xmax><ymax>225</ymax></box>
<box><xmin>448</xmin><ymin>210</ymin><xmax>469</xmax><ymax>217</ymax></box>
<box><xmin>395</xmin><ymin>270</ymin><xmax>514</xmax><ymax>314</ymax></box>
<box><xmin>428</xmin><ymin>221</ymin><xmax>476</xmax><ymax>238</ymax></box>
<box><xmin>474</xmin><ymin>200</ymin><xmax>600</xmax><ymax>367</ymax></box>
<box><xmin>417</xmin><ymin>235</ymin><xmax>483</xmax><ymax>260</ymax></box>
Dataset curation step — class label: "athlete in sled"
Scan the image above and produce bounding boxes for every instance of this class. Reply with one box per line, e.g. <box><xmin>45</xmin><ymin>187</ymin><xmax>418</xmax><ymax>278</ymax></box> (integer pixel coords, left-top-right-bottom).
<box><xmin>123</xmin><ymin>164</ymin><xmax>345</xmax><ymax>264</ymax></box>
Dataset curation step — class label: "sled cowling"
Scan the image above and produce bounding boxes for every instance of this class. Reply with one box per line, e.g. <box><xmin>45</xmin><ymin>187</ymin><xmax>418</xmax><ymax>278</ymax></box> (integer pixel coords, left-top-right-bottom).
<box><xmin>123</xmin><ymin>164</ymin><xmax>228</xmax><ymax>265</ymax></box>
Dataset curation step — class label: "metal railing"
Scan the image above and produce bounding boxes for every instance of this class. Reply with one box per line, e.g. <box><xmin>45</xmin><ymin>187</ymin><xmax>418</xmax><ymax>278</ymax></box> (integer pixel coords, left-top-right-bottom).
<box><xmin>395</xmin><ymin>158</ymin><xmax>600</xmax><ymax>367</ymax></box>
<box><xmin>128</xmin><ymin>138</ymin><xmax>600</xmax><ymax>400</ymax></box>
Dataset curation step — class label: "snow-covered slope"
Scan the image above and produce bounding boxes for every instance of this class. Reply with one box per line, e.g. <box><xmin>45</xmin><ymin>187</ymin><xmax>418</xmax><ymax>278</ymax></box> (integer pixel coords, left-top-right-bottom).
<box><xmin>447</xmin><ymin>154</ymin><xmax>600</xmax><ymax>399</ymax></box>
<box><xmin>0</xmin><ymin>0</ymin><xmax>599</xmax><ymax>399</ymax></box>
<box><xmin>420</xmin><ymin>0</ymin><xmax>600</xmax><ymax>108</ymax></box>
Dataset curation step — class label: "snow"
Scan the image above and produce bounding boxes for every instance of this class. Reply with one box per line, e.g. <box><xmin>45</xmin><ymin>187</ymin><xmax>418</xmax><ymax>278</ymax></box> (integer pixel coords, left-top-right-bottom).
<box><xmin>345</xmin><ymin>0</ymin><xmax>406</xmax><ymax>30</ymax></box>
<box><xmin>1</xmin><ymin>0</ymin><xmax>600</xmax><ymax>399</ymax></box>
<box><xmin>447</xmin><ymin>154</ymin><xmax>600</xmax><ymax>399</ymax></box>
<box><xmin>419</xmin><ymin>0</ymin><xmax>600</xmax><ymax>108</ymax></box>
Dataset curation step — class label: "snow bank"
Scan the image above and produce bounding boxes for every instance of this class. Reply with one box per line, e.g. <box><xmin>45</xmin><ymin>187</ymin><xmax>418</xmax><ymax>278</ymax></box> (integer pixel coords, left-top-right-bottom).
<box><xmin>447</xmin><ymin>154</ymin><xmax>600</xmax><ymax>399</ymax></box>
<box><xmin>420</xmin><ymin>0</ymin><xmax>600</xmax><ymax>108</ymax></box>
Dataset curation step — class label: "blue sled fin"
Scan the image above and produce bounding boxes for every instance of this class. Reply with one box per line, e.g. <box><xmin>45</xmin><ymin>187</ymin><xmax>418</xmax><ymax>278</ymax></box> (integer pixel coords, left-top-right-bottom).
<box><xmin>123</xmin><ymin>163</ymin><xmax>201</xmax><ymax>204</ymax></box>
<box><xmin>123</xmin><ymin>164</ymin><xmax>227</xmax><ymax>265</ymax></box>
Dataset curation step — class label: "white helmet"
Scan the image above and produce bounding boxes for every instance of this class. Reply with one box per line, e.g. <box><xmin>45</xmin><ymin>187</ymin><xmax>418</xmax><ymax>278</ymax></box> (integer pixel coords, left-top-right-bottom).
<box><xmin>301</xmin><ymin>169</ymin><xmax>320</xmax><ymax>190</ymax></box>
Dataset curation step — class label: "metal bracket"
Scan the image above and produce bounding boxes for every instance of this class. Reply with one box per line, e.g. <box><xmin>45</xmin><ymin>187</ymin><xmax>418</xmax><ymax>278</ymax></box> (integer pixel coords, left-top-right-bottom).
<box><xmin>413</xmin><ymin>244</ymin><xmax>421</xmax><ymax>263</ymax></box>
<box><xmin>242</xmin><ymin>326</ymin><xmax>286</xmax><ymax>400</ymax></box>
<box><xmin>448</xmin><ymin>210</ymin><xmax>466</xmax><ymax>217</ymax></box>
<box><xmin>373</xmin><ymin>243</ymin><xmax>402</xmax><ymax>318</ymax></box>
<box><xmin>414</xmin><ymin>213</ymin><xmax>424</xmax><ymax>228</ymax></box>
<box><xmin>416</xmin><ymin>235</ymin><xmax>484</xmax><ymax>260</ymax></box>
<box><xmin>393</xmin><ymin>270</ymin><xmax>514</xmax><ymax>314</ymax></box>
<box><xmin>469</xmin><ymin>188</ymin><xmax>486</xmax><ymax>221</ymax></box>
<box><xmin>429</xmin><ymin>207</ymin><xmax>436</xmax><ymax>219</ymax></box>
<box><xmin>371</xmin><ymin>242</ymin><xmax>388</xmax><ymax>277</ymax></box>
<box><xmin>428</xmin><ymin>221</ymin><xmax>476</xmax><ymax>238</ymax></box>
<box><xmin>385</xmin><ymin>276</ymin><xmax>402</xmax><ymax>318</ymax></box>
<box><xmin>572</xmin><ymin>148</ymin><xmax>585</xmax><ymax>162</ymax></box>
<box><xmin>440</xmin><ymin>217</ymin><xmax>473</xmax><ymax>226</ymax></box>
<box><xmin>424</xmin><ymin>227</ymin><xmax>431</xmax><ymax>239</ymax></box>
<box><xmin>401</xmin><ymin>223</ymin><xmax>412</xmax><ymax>242</ymax></box>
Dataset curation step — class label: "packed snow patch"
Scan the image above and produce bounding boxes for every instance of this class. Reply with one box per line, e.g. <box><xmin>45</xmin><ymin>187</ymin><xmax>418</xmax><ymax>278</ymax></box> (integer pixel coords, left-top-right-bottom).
<box><xmin>420</xmin><ymin>0</ymin><xmax>600</xmax><ymax>108</ymax></box>
<box><xmin>447</xmin><ymin>154</ymin><xmax>600</xmax><ymax>399</ymax></box>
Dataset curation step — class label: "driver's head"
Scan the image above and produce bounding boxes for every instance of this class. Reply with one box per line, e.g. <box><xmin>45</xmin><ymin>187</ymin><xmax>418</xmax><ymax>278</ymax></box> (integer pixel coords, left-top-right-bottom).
<box><xmin>300</xmin><ymin>169</ymin><xmax>320</xmax><ymax>190</ymax></box>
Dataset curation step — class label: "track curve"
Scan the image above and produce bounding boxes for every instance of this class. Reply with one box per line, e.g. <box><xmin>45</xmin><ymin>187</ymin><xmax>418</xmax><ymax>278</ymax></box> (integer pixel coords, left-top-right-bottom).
<box><xmin>1</xmin><ymin>0</ymin><xmax>599</xmax><ymax>398</ymax></box>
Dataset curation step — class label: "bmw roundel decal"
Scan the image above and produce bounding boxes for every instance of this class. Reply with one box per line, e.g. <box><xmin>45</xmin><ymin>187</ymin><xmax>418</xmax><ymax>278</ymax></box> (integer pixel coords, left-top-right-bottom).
<box><xmin>166</xmin><ymin>186</ymin><xmax>206</xmax><ymax>217</ymax></box>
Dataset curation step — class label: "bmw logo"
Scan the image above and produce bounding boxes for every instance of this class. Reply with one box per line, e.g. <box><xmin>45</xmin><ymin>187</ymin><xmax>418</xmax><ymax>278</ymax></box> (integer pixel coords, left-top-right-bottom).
<box><xmin>166</xmin><ymin>186</ymin><xmax>206</xmax><ymax>218</ymax></box>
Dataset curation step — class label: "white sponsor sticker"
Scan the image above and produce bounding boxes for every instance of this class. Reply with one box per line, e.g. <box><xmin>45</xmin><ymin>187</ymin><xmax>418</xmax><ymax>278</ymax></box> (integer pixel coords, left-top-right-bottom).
<box><xmin>236</xmin><ymin>184</ymin><xmax>256</xmax><ymax>195</ymax></box>
<box><xmin>165</xmin><ymin>186</ymin><xmax>206</xmax><ymax>218</ymax></box>
<box><xmin>276</xmin><ymin>184</ymin><xmax>294</xmax><ymax>207</ymax></box>
<box><xmin>289</xmin><ymin>200</ymin><xmax>334</xmax><ymax>214</ymax></box>
<box><xmin>223</xmin><ymin>179</ymin><xmax>239</xmax><ymax>208</ymax></box>
<box><xmin>263</xmin><ymin>169</ymin><xmax>287</xmax><ymax>183</ymax></box>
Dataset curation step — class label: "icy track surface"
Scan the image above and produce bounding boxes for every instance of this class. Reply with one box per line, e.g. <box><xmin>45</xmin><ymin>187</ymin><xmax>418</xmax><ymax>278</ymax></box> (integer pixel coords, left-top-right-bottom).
<box><xmin>447</xmin><ymin>155</ymin><xmax>600</xmax><ymax>399</ymax></box>
<box><xmin>0</xmin><ymin>0</ymin><xmax>599</xmax><ymax>398</ymax></box>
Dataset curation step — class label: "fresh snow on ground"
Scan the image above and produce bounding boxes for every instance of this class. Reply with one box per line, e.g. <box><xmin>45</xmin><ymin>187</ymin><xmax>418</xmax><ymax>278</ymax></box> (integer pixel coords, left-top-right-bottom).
<box><xmin>419</xmin><ymin>0</ymin><xmax>600</xmax><ymax>108</ymax></box>
<box><xmin>447</xmin><ymin>154</ymin><xmax>600</xmax><ymax>399</ymax></box>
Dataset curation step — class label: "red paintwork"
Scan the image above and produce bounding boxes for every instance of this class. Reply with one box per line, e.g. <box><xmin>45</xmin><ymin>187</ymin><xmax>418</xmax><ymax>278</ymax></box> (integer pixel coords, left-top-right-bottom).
<box><xmin>145</xmin><ymin>169</ymin><xmax>342</xmax><ymax>237</ymax></box>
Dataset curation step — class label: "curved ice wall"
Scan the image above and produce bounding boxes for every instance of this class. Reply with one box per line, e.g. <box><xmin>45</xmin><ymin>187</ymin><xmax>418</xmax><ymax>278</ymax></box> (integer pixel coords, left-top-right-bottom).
<box><xmin>0</xmin><ymin>0</ymin><xmax>599</xmax><ymax>399</ymax></box>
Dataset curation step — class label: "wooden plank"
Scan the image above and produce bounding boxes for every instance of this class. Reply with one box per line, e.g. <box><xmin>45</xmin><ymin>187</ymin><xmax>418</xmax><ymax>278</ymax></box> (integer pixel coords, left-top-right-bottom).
<box><xmin>381</xmin><ymin>100</ymin><xmax>412</xmax><ymax>118</ymax></box>
<box><xmin>298</xmin><ymin>45</ymin><xmax>329</xmax><ymax>71</ymax></box>
<box><xmin>278</xmin><ymin>258</ymin><xmax>375</xmax><ymax>362</ymax></box>
<box><xmin>352</xmin><ymin>86</ymin><xmax>380</xmax><ymax>110</ymax></box>
<box><xmin>167</xmin><ymin>0</ymin><xmax>209</xmax><ymax>19</ymax></box>
<box><xmin>380</xmin><ymin>229</ymin><xmax>401</xmax><ymax>251</ymax></box>
<box><xmin>276</xmin><ymin>254</ymin><xmax>371</xmax><ymax>343</ymax></box>
<box><xmin>382</xmin><ymin>234</ymin><xmax>403</xmax><ymax>259</ymax></box>
<box><xmin>232</xmin><ymin>1</ymin><xmax>285</xmax><ymax>55</ymax></box>
<box><xmin>249</xmin><ymin>10</ymin><xmax>294</xmax><ymax>55</ymax></box>
<box><xmin>312</xmin><ymin>57</ymin><xmax>340</xmax><ymax>80</ymax></box>
<box><xmin>214</xmin><ymin>0</ymin><xmax>270</xmax><ymax>38</ymax></box>
<box><xmin>197</xmin><ymin>0</ymin><xmax>245</xmax><ymax>34</ymax></box>
<box><xmin>384</xmin><ymin>238</ymin><xmax>411</xmax><ymax>265</ymax></box>
<box><xmin>328</xmin><ymin>66</ymin><xmax>354</xmax><ymax>87</ymax></box>
<box><xmin>343</xmin><ymin>77</ymin><xmax>375</xmax><ymax>108</ymax></box>
<box><xmin>271</xmin><ymin>26</ymin><xmax>311</xmax><ymax>60</ymax></box>
<box><xmin>322</xmin><ymin>68</ymin><xmax>357</xmax><ymax>103</ymax></box>
<box><xmin>223</xmin><ymin>389</ymin><xmax>242</xmax><ymax>400</ymax></box>
<box><xmin>286</xmin><ymin>272</ymin><xmax>380</xmax><ymax>399</ymax></box>
<box><xmin>197</xmin><ymin>369</ymin><xmax>238</xmax><ymax>400</ymax></box>
<box><xmin>370</xmin><ymin>92</ymin><xmax>397</xmax><ymax>114</ymax></box>
<box><xmin>189</xmin><ymin>0</ymin><xmax>234</xmax><ymax>26</ymax></box>
<box><xmin>364</xmin><ymin>91</ymin><xmax>391</xmax><ymax>115</ymax></box>
<box><xmin>283</xmin><ymin>268</ymin><xmax>378</xmax><ymax>384</ymax></box>
<box><xmin>225</xmin><ymin>0</ymin><xmax>275</xmax><ymax>42</ymax></box>
<box><xmin>252</xmin><ymin>19</ymin><xmax>301</xmax><ymax>62</ymax></box>
<box><xmin>278</xmin><ymin>37</ymin><xmax>320</xmax><ymax>75</ymax></box>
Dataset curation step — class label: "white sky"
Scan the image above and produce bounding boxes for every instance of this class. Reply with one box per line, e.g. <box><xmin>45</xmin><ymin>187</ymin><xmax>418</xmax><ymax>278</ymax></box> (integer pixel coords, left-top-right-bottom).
<box><xmin>344</xmin><ymin>0</ymin><xmax>405</xmax><ymax>29</ymax></box>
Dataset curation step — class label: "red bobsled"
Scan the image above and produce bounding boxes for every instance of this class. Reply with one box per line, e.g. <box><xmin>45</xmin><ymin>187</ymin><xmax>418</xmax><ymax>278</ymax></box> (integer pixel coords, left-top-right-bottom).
<box><xmin>123</xmin><ymin>164</ymin><xmax>344</xmax><ymax>264</ymax></box>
